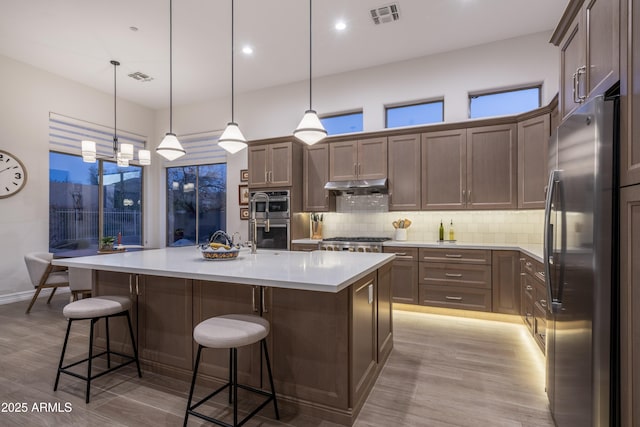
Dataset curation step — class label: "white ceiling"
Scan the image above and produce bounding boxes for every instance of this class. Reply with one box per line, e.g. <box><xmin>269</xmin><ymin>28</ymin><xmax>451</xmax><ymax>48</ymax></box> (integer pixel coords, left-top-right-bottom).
<box><xmin>0</xmin><ymin>0</ymin><xmax>568</xmax><ymax>110</ymax></box>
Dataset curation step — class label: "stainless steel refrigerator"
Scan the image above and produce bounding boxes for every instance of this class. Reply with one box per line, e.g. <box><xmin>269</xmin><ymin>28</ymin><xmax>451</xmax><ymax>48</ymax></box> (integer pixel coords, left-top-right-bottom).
<box><xmin>544</xmin><ymin>93</ymin><xmax>617</xmax><ymax>427</ymax></box>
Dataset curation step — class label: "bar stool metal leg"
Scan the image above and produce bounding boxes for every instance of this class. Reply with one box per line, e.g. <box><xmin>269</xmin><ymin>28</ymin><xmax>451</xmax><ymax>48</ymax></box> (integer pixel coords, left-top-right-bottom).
<box><xmin>105</xmin><ymin>316</ymin><xmax>111</xmax><ymax>369</ymax></box>
<box><xmin>125</xmin><ymin>311</ymin><xmax>142</xmax><ymax>377</ymax></box>
<box><xmin>233</xmin><ymin>347</ymin><xmax>238</xmax><ymax>427</ymax></box>
<box><xmin>228</xmin><ymin>348</ymin><xmax>233</xmax><ymax>404</ymax></box>
<box><xmin>184</xmin><ymin>345</ymin><xmax>203</xmax><ymax>427</ymax></box>
<box><xmin>262</xmin><ymin>339</ymin><xmax>280</xmax><ymax>420</ymax></box>
<box><xmin>54</xmin><ymin>319</ymin><xmax>73</xmax><ymax>392</ymax></box>
<box><xmin>86</xmin><ymin>318</ymin><xmax>96</xmax><ymax>404</ymax></box>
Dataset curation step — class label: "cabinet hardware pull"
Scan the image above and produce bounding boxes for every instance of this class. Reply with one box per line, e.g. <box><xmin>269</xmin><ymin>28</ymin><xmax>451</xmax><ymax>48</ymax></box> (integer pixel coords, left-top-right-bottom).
<box><xmin>252</xmin><ymin>286</ymin><xmax>258</xmax><ymax>312</ymax></box>
<box><xmin>135</xmin><ymin>275</ymin><xmax>139</xmax><ymax>295</ymax></box>
<box><xmin>526</xmin><ymin>285</ymin><xmax>533</xmax><ymax>291</ymax></box>
<box><xmin>368</xmin><ymin>283</ymin><xmax>374</xmax><ymax>304</ymax></box>
<box><xmin>262</xmin><ymin>287</ymin><xmax>268</xmax><ymax>313</ymax></box>
<box><xmin>354</xmin><ymin>163</ymin><xmax>357</xmax><ymax>176</ymax></box>
<box><xmin>358</xmin><ymin>163</ymin><xmax>362</xmax><ymax>176</ymax></box>
<box><xmin>540</xmin><ymin>299</ymin><xmax>547</xmax><ymax>308</ymax></box>
<box><xmin>129</xmin><ymin>275</ymin><xmax>132</xmax><ymax>295</ymax></box>
<box><xmin>572</xmin><ymin>70</ymin><xmax>580</xmax><ymax>104</ymax></box>
<box><xmin>462</xmin><ymin>190</ymin><xmax>466</xmax><ymax>204</ymax></box>
<box><xmin>444</xmin><ymin>254</ymin><xmax>463</xmax><ymax>258</ymax></box>
<box><xmin>576</xmin><ymin>66</ymin><xmax>587</xmax><ymax>102</ymax></box>
<box><xmin>395</xmin><ymin>252</ymin><xmax>407</xmax><ymax>256</ymax></box>
<box><xmin>520</xmin><ymin>272</ymin><xmax>527</xmax><ymax>276</ymax></box>
<box><xmin>519</xmin><ymin>258</ymin><xmax>526</xmax><ymax>261</ymax></box>
<box><xmin>445</xmin><ymin>273</ymin><xmax>463</xmax><ymax>278</ymax></box>
<box><xmin>468</xmin><ymin>189</ymin><xmax>471</xmax><ymax>203</ymax></box>
<box><xmin>264</xmin><ymin>171</ymin><xmax>268</xmax><ymax>183</ymax></box>
<box><xmin>396</xmin><ymin>255</ymin><xmax>414</xmax><ymax>260</ymax></box>
<box><xmin>445</xmin><ymin>296</ymin><xmax>463</xmax><ymax>301</ymax></box>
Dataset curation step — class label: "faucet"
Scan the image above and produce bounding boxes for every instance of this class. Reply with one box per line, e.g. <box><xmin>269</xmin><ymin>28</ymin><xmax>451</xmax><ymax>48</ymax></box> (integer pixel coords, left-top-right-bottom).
<box><xmin>249</xmin><ymin>192</ymin><xmax>270</xmax><ymax>254</ymax></box>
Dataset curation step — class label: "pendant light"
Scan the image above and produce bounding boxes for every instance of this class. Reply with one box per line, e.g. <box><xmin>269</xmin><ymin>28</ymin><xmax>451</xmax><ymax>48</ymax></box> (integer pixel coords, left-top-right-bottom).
<box><xmin>82</xmin><ymin>60</ymin><xmax>151</xmax><ymax>166</ymax></box>
<box><xmin>156</xmin><ymin>0</ymin><xmax>186</xmax><ymax>161</ymax></box>
<box><xmin>293</xmin><ymin>0</ymin><xmax>327</xmax><ymax>145</ymax></box>
<box><xmin>218</xmin><ymin>0</ymin><xmax>248</xmax><ymax>154</ymax></box>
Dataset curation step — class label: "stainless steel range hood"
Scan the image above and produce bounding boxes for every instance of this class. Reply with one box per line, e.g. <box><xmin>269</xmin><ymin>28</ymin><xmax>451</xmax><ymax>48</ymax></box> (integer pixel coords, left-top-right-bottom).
<box><xmin>324</xmin><ymin>178</ymin><xmax>388</xmax><ymax>193</ymax></box>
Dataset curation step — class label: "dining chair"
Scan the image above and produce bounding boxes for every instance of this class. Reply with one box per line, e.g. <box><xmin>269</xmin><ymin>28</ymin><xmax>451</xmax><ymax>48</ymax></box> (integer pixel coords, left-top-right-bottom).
<box><xmin>24</xmin><ymin>252</ymin><xmax>70</xmax><ymax>313</ymax></box>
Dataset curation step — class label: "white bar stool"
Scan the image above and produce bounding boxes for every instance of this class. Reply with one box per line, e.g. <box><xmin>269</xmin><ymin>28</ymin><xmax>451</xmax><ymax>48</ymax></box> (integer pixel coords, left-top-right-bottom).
<box><xmin>54</xmin><ymin>295</ymin><xmax>141</xmax><ymax>403</ymax></box>
<box><xmin>184</xmin><ymin>314</ymin><xmax>279</xmax><ymax>427</ymax></box>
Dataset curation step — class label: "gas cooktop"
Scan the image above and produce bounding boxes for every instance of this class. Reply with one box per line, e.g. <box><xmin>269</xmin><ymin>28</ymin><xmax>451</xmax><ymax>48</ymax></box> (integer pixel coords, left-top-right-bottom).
<box><xmin>322</xmin><ymin>237</ymin><xmax>391</xmax><ymax>243</ymax></box>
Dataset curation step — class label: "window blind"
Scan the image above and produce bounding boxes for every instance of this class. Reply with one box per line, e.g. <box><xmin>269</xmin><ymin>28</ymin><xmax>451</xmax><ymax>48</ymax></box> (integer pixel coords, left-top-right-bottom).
<box><xmin>49</xmin><ymin>113</ymin><xmax>147</xmax><ymax>159</ymax></box>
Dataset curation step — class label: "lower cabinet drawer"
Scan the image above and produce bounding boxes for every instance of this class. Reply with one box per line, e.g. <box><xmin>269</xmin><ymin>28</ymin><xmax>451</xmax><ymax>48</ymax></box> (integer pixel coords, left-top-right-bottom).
<box><xmin>418</xmin><ymin>285</ymin><xmax>492</xmax><ymax>312</ymax></box>
<box><xmin>522</xmin><ymin>295</ymin><xmax>534</xmax><ymax>333</ymax></box>
<box><xmin>419</xmin><ymin>263</ymin><xmax>491</xmax><ymax>289</ymax></box>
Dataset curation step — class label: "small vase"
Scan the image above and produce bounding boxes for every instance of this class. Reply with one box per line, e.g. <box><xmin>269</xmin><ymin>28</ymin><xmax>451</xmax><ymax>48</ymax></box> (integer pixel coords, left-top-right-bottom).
<box><xmin>311</xmin><ymin>221</ymin><xmax>323</xmax><ymax>240</ymax></box>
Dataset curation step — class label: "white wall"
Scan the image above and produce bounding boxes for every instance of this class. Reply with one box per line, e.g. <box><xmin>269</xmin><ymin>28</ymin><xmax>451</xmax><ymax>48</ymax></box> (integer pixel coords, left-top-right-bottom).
<box><xmin>0</xmin><ymin>30</ymin><xmax>559</xmax><ymax>298</ymax></box>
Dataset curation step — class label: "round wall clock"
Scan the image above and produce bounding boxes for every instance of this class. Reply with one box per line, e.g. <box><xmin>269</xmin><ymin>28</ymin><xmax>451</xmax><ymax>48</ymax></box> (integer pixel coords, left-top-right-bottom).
<box><xmin>0</xmin><ymin>150</ymin><xmax>27</xmax><ymax>198</ymax></box>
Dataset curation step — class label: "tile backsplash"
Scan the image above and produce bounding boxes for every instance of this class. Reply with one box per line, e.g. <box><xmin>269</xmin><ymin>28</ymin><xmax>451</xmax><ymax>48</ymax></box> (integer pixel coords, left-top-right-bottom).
<box><xmin>316</xmin><ymin>209</ymin><xmax>544</xmax><ymax>244</ymax></box>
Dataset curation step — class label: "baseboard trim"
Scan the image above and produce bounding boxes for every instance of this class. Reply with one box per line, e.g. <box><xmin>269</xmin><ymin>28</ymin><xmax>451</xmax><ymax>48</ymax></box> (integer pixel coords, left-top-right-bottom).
<box><xmin>0</xmin><ymin>287</ymin><xmax>70</xmax><ymax>305</ymax></box>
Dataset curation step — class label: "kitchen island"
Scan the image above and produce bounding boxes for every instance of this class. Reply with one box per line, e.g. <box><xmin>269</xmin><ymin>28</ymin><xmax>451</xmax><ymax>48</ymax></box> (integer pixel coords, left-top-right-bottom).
<box><xmin>53</xmin><ymin>247</ymin><xmax>395</xmax><ymax>425</ymax></box>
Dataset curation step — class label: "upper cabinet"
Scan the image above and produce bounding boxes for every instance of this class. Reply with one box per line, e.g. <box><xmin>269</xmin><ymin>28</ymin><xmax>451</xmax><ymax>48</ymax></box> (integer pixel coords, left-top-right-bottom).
<box><xmin>421</xmin><ymin>124</ymin><xmax>517</xmax><ymax>210</ymax></box>
<box><xmin>388</xmin><ymin>134</ymin><xmax>421</xmax><ymax>211</ymax></box>
<box><xmin>466</xmin><ymin>124</ymin><xmax>518</xmax><ymax>209</ymax></box>
<box><xmin>249</xmin><ymin>141</ymin><xmax>301</xmax><ymax>188</ymax></box>
<box><xmin>421</xmin><ymin>129</ymin><xmax>466</xmax><ymax>210</ymax></box>
<box><xmin>518</xmin><ymin>113</ymin><xmax>550</xmax><ymax>209</ymax></box>
<box><xmin>620</xmin><ymin>0</ymin><xmax>640</xmax><ymax>186</ymax></box>
<box><xmin>552</xmin><ymin>0</ymin><xmax>619</xmax><ymax>120</ymax></box>
<box><xmin>329</xmin><ymin>137</ymin><xmax>387</xmax><ymax>181</ymax></box>
<box><xmin>303</xmin><ymin>144</ymin><xmax>334</xmax><ymax>212</ymax></box>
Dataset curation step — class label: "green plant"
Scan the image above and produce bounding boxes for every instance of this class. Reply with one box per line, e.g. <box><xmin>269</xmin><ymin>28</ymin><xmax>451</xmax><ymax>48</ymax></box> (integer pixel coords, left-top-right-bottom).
<box><xmin>100</xmin><ymin>236</ymin><xmax>115</xmax><ymax>246</ymax></box>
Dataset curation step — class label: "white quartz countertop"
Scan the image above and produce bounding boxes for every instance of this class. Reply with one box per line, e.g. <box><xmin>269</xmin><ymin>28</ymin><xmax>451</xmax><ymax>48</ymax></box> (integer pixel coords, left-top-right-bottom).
<box><xmin>291</xmin><ymin>239</ymin><xmax>543</xmax><ymax>262</ymax></box>
<box><xmin>52</xmin><ymin>246</ymin><xmax>394</xmax><ymax>293</ymax></box>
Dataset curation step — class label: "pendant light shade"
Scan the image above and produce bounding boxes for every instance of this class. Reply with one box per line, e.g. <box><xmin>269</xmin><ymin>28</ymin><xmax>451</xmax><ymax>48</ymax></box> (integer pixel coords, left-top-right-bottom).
<box><xmin>293</xmin><ymin>109</ymin><xmax>327</xmax><ymax>145</ymax></box>
<box><xmin>218</xmin><ymin>0</ymin><xmax>247</xmax><ymax>154</ymax></box>
<box><xmin>157</xmin><ymin>133</ymin><xmax>185</xmax><ymax>161</ymax></box>
<box><xmin>218</xmin><ymin>122</ymin><xmax>247</xmax><ymax>154</ymax></box>
<box><xmin>82</xmin><ymin>140</ymin><xmax>97</xmax><ymax>163</ymax></box>
<box><xmin>157</xmin><ymin>0</ymin><xmax>186</xmax><ymax>161</ymax></box>
<box><xmin>119</xmin><ymin>142</ymin><xmax>134</xmax><ymax>160</ymax></box>
<box><xmin>294</xmin><ymin>0</ymin><xmax>327</xmax><ymax>145</ymax></box>
<box><xmin>138</xmin><ymin>149</ymin><xmax>151</xmax><ymax>165</ymax></box>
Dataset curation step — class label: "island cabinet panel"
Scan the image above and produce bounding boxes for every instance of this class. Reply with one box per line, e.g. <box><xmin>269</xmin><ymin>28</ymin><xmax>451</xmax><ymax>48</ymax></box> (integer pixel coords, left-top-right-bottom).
<box><xmin>388</xmin><ymin>134</ymin><xmax>421</xmax><ymax>211</ymax></box>
<box><xmin>329</xmin><ymin>137</ymin><xmax>387</xmax><ymax>181</ymax></box>
<box><xmin>192</xmin><ymin>281</ymin><xmax>262</xmax><ymax>388</ymax></box>
<box><xmin>266</xmin><ymin>286</ymin><xmax>350</xmax><ymax>409</ymax></box>
<box><xmin>517</xmin><ymin>113</ymin><xmax>550</xmax><ymax>209</ymax></box>
<box><xmin>94</xmin><ymin>270</ymin><xmax>138</xmax><ymax>354</ymax></box>
<box><xmin>350</xmin><ymin>272</ymin><xmax>378</xmax><ymax>410</ymax></box>
<box><xmin>466</xmin><ymin>124</ymin><xmax>518</xmax><ymax>209</ymax></box>
<box><xmin>620</xmin><ymin>0</ymin><xmax>640</xmax><ymax>186</ymax></box>
<box><xmin>137</xmin><ymin>275</ymin><xmax>193</xmax><ymax>371</ymax></box>
<box><xmin>383</xmin><ymin>246</ymin><xmax>419</xmax><ymax>304</ymax></box>
<box><xmin>303</xmin><ymin>144</ymin><xmax>334</xmax><ymax>212</ymax></box>
<box><xmin>491</xmin><ymin>251</ymin><xmax>521</xmax><ymax>315</ymax></box>
<box><xmin>421</xmin><ymin>129</ymin><xmax>467</xmax><ymax>210</ymax></box>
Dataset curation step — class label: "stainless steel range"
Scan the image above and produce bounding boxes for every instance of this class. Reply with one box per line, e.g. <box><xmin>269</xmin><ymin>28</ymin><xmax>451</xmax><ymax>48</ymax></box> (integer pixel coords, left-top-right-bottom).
<box><xmin>320</xmin><ymin>237</ymin><xmax>390</xmax><ymax>253</ymax></box>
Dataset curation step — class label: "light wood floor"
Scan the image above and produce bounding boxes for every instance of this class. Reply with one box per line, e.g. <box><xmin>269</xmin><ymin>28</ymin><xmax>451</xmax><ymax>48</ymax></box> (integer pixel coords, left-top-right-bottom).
<box><xmin>0</xmin><ymin>294</ymin><xmax>555</xmax><ymax>427</ymax></box>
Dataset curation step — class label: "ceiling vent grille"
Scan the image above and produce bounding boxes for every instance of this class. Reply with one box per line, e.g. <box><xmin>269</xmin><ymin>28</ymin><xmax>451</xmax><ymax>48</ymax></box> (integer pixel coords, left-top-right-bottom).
<box><xmin>370</xmin><ymin>3</ymin><xmax>400</xmax><ymax>25</ymax></box>
<box><xmin>128</xmin><ymin>71</ymin><xmax>154</xmax><ymax>82</ymax></box>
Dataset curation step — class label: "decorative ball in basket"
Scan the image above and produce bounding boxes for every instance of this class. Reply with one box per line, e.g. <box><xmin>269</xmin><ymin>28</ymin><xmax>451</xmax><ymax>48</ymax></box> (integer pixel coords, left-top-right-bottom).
<box><xmin>199</xmin><ymin>231</ymin><xmax>240</xmax><ymax>260</ymax></box>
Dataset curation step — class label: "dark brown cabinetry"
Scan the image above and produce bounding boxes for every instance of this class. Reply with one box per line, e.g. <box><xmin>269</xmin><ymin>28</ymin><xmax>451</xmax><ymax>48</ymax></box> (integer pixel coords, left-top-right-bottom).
<box><xmin>466</xmin><ymin>124</ymin><xmax>518</xmax><ymax>209</ymax></box>
<box><xmin>248</xmin><ymin>141</ymin><xmax>301</xmax><ymax>188</ymax></box>
<box><xmin>621</xmin><ymin>0</ymin><xmax>640</xmax><ymax>186</ymax></box>
<box><xmin>553</xmin><ymin>0</ymin><xmax>619</xmax><ymax>120</ymax></box>
<box><xmin>519</xmin><ymin>254</ymin><xmax>546</xmax><ymax>354</ymax></box>
<box><xmin>291</xmin><ymin>242</ymin><xmax>319</xmax><ymax>251</ymax></box>
<box><xmin>620</xmin><ymin>184</ymin><xmax>640</xmax><ymax>426</ymax></box>
<box><xmin>329</xmin><ymin>137</ymin><xmax>387</xmax><ymax>181</ymax></box>
<box><xmin>421</xmin><ymin>129</ymin><xmax>466</xmax><ymax>210</ymax></box>
<box><xmin>383</xmin><ymin>246</ymin><xmax>419</xmax><ymax>304</ymax></box>
<box><xmin>418</xmin><ymin>248</ymin><xmax>492</xmax><ymax>312</ymax></box>
<box><xmin>517</xmin><ymin>113</ymin><xmax>550</xmax><ymax>208</ymax></box>
<box><xmin>491</xmin><ymin>251</ymin><xmax>521</xmax><ymax>315</ymax></box>
<box><xmin>303</xmin><ymin>143</ymin><xmax>334</xmax><ymax>212</ymax></box>
<box><xmin>94</xmin><ymin>271</ymin><xmax>138</xmax><ymax>354</ymax></box>
<box><xmin>421</xmin><ymin>125</ymin><xmax>517</xmax><ymax>210</ymax></box>
<box><xmin>388</xmin><ymin>134</ymin><xmax>421</xmax><ymax>210</ymax></box>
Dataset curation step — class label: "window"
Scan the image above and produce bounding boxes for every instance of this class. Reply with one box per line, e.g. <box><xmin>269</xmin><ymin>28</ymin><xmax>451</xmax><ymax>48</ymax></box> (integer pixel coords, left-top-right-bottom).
<box><xmin>469</xmin><ymin>86</ymin><xmax>541</xmax><ymax>118</ymax></box>
<box><xmin>320</xmin><ymin>112</ymin><xmax>363</xmax><ymax>135</ymax></box>
<box><xmin>385</xmin><ymin>100</ymin><xmax>444</xmax><ymax>128</ymax></box>
<box><xmin>49</xmin><ymin>152</ymin><xmax>143</xmax><ymax>252</ymax></box>
<box><xmin>167</xmin><ymin>163</ymin><xmax>227</xmax><ymax>246</ymax></box>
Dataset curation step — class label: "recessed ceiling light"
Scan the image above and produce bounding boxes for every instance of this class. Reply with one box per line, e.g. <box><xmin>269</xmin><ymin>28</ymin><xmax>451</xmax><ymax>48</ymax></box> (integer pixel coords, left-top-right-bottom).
<box><xmin>242</xmin><ymin>46</ymin><xmax>253</xmax><ymax>55</ymax></box>
<box><xmin>335</xmin><ymin>21</ymin><xmax>347</xmax><ymax>31</ymax></box>
<box><xmin>129</xmin><ymin>26</ymin><xmax>139</xmax><ymax>32</ymax></box>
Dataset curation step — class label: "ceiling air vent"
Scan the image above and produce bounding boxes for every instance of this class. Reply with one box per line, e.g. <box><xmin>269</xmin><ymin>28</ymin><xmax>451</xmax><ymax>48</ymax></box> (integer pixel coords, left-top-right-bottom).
<box><xmin>128</xmin><ymin>71</ymin><xmax>154</xmax><ymax>82</ymax></box>
<box><xmin>370</xmin><ymin>3</ymin><xmax>400</xmax><ymax>25</ymax></box>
